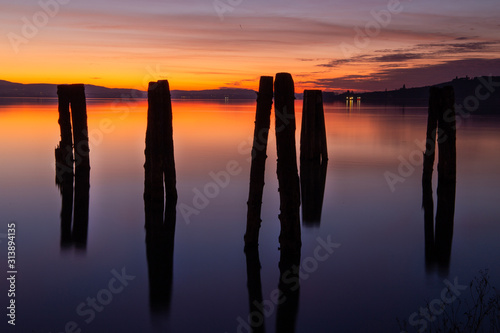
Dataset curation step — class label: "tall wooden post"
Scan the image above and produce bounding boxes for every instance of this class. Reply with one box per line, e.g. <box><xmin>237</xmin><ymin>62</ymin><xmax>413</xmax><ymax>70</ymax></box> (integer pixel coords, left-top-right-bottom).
<box><xmin>422</xmin><ymin>86</ymin><xmax>456</xmax><ymax>275</ymax></box>
<box><xmin>145</xmin><ymin>80</ymin><xmax>177</xmax><ymax>221</ymax></box>
<box><xmin>244</xmin><ymin>76</ymin><xmax>273</xmax><ymax>247</ymax></box>
<box><xmin>274</xmin><ymin>72</ymin><xmax>301</xmax><ymax>252</ymax></box>
<box><xmin>70</xmin><ymin>84</ymin><xmax>90</xmax><ymax>177</ymax></box>
<box><xmin>422</xmin><ymin>87</ymin><xmax>439</xmax><ymax>182</ymax></box>
<box><xmin>144</xmin><ymin>80</ymin><xmax>177</xmax><ymax>316</ymax></box>
<box><xmin>55</xmin><ymin>84</ymin><xmax>90</xmax><ymax>250</ymax></box>
<box><xmin>300</xmin><ymin>90</ymin><xmax>328</xmax><ymax>226</ymax></box>
<box><xmin>300</xmin><ymin>90</ymin><xmax>328</xmax><ymax>163</ymax></box>
<box><xmin>55</xmin><ymin>85</ymin><xmax>74</xmax><ymax>185</ymax></box>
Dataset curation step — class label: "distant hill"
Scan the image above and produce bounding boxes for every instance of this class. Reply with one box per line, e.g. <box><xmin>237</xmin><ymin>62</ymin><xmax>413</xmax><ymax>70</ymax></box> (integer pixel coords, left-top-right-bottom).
<box><xmin>326</xmin><ymin>76</ymin><xmax>500</xmax><ymax>114</ymax></box>
<box><xmin>0</xmin><ymin>80</ymin><xmax>257</xmax><ymax>100</ymax></box>
<box><xmin>1</xmin><ymin>77</ymin><xmax>499</xmax><ymax>113</ymax></box>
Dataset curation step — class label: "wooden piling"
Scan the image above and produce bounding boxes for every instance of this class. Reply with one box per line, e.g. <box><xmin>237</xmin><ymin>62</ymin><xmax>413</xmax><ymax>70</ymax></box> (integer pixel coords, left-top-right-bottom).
<box><xmin>437</xmin><ymin>86</ymin><xmax>456</xmax><ymax>185</ymax></box>
<box><xmin>274</xmin><ymin>72</ymin><xmax>301</xmax><ymax>252</ymax></box>
<box><xmin>55</xmin><ymin>84</ymin><xmax>90</xmax><ymax>250</ymax></box>
<box><xmin>70</xmin><ymin>84</ymin><xmax>90</xmax><ymax>177</ymax></box>
<box><xmin>422</xmin><ymin>85</ymin><xmax>456</xmax><ymax>275</ymax></box>
<box><xmin>144</xmin><ymin>80</ymin><xmax>177</xmax><ymax>220</ymax></box>
<box><xmin>55</xmin><ymin>85</ymin><xmax>74</xmax><ymax>184</ymax></box>
<box><xmin>244</xmin><ymin>76</ymin><xmax>273</xmax><ymax>247</ymax></box>
<box><xmin>300</xmin><ymin>89</ymin><xmax>328</xmax><ymax>226</ymax></box>
<box><xmin>422</xmin><ymin>87</ymin><xmax>439</xmax><ymax>182</ymax></box>
<box><xmin>423</xmin><ymin>86</ymin><xmax>456</xmax><ymax>183</ymax></box>
<box><xmin>300</xmin><ymin>90</ymin><xmax>328</xmax><ymax>163</ymax></box>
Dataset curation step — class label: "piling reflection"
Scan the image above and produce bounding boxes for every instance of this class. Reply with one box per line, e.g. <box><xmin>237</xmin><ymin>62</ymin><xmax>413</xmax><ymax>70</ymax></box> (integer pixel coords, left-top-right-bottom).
<box><xmin>244</xmin><ymin>245</ymin><xmax>266</xmax><ymax>333</ymax></box>
<box><xmin>300</xmin><ymin>159</ymin><xmax>328</xmax><ymax>227</ymax></box>
<box><xmin>423</xmin><ymin>179</ymin><xmax>456</xmax><ymax>275</ymax></box>
<box><xmin>55</xmin><ymin>84</ymin><xmax>90</xmax><ymax>252</ymax></box>
<box><xmin>276</xmin><ymin>247</ymin><xmax>301</xmax><ymax>333</ymax></box>
<box><xmin>145</xmin><ymin>196</ymin><xmax>176</xmax><ymax>317</ymax></box>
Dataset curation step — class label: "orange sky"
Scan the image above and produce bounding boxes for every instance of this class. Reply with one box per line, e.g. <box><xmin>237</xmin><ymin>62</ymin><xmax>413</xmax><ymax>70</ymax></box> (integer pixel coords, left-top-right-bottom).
<box><xmin>1</xmin><ymin>0</ymin><xmax>499</xmax><ymax>92</ymax></box>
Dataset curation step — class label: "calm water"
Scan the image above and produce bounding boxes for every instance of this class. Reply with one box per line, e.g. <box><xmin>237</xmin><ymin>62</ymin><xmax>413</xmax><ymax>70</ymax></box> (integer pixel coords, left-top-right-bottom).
<box><xmin>0</xmin><ymin>98</ymin><xmax>499</xmax><ymax>333</ymax></box>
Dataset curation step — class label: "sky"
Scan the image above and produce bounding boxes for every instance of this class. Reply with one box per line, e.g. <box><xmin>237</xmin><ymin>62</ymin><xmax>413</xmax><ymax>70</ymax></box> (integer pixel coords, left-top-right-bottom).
<box><xmin>1</xmin><ymin>0</ymin><xmax>499</xmax><ymax>92</ymax></box>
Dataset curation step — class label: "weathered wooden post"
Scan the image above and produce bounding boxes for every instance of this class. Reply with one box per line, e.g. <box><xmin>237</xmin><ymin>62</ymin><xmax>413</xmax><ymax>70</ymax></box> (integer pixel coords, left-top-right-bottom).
<box><xmin>144</xmin><ymin>80</ymin><xmax>177</xmax><ymax>222</ymax></box>
<box><xmin>274</xmin><ymin>72</ymin><xmax>301</xmax><ymax>252</ymax></box>
<box><xmin>55</xmin><ymin>85</ymin><xmax>74</xmax><ymax>185</ymax></box>
<box><xmin>422</xmin><ymin>86</ymin><xmax>456</xmax><ymax>275</ymax></box>
<box><xmin>422</xmin><ymin>87</ymin><xmax>439</xmax><ymax>182</ymax></box>
<box><xmin>70</xmin><ymin>84</ymin><xmax>90</xmax><ymax>177</ymax></box>
<box><xmin>300</xmin><ymin>90</ymin><xmax>328</xmax><ymax>226</ymax></box>
<box><xmin>300</xmin><ymin>90</ymin><xmax>328</xmax><ymax>163</ymax></box>
<box><xmin>55</xmin><ymin>84</ymin><xmax>90</xmax><ymax>250</ymax></box>
<box><xmin>437</xmin><ymin>86</ymin><xmax>456</xmax><ymax>184</ymax></box>
<box><xmin>70</xmin><ymin>84</ymin><xmax>90</xmax><ymax>249</ymax></box>
<box><xmin>244</xmin><ymin>76</ymin><xmax>273</xmax><ymax>247</ymax></box>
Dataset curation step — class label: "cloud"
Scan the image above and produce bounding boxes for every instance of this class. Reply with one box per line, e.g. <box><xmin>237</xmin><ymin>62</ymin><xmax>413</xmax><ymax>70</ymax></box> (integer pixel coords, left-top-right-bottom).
<box><xmin>307</xmin><ymin>58</ymin><xmax>500</xmax><ymax>91</ymax></box>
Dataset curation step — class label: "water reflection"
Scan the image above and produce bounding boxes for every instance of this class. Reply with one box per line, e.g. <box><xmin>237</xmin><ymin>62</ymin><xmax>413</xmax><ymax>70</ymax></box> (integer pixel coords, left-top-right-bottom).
<box><xmin>276</xmin><ymin>248</ymin><xmax>301</xmax><ymax>333</ymax></box>
<box><xmin>145</xmin><ymin>196</ymin><xmax>176</xmax><ymax>317</ymax></box>
<box><xmin>244</xmin><ymin>245</ymin><xmax>266</xmax><ymax>333</ymax></box>
<box><xmin>300</xmin><ymin>159</ymin><xmax>328</xmax><ymax>227</ymax></box>
<box><xmin>423</xmin><ymin>178</ymin><xmax>456</xmax><ymax>276</ymax></box>
<box><xmin>57</xmin><ymin>166</ymin><xmax>90</xmax><ymax>251</ymax></box>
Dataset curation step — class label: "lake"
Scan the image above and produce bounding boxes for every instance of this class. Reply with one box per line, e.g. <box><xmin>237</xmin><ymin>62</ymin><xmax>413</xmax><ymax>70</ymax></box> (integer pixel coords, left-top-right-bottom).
<box><xmin>0</xmin><ymin>98</ymin><xmax>499</xmax><ymax>333</ymax></box>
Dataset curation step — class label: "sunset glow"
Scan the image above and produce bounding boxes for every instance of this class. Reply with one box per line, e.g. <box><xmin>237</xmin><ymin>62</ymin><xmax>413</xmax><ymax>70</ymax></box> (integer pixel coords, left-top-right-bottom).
<box><xmin>1</xmin><ymin>0</ymin><xmax>499</xmax><ymax>91</ymax></box>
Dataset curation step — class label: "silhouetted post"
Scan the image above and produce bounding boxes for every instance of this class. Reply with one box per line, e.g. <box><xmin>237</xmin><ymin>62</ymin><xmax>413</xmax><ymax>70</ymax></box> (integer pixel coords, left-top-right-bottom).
<box><xmin>422</xmin><ymin>87</ymin><xmax>439</xmax><ymax>182</ymax></box>
<box><xmin>145</xmin><ymin>80</ymin><xmax>177</xmax><ymax>220</ymax></box>
<box><xmin>300</xmin><ymin>90</ymin><xmax>328</xmax><ymax>226</ymax></box>
<box><xmin>144</xmin><ymin>80</ymin><xmax>178</xmax><ymax>319</ymax></box>
<box><xmin>55</xmin><ymin>85</ymin><xmax>74</xmax><ymax>184</ymax></box>
<box><xmin>244</xmin><ymin>76</ymin><xmax>273</xmax><ymax>247</ymax></box>
<box><xmin>437</xmin><ymin>86</ymin><xmax>456</xmax><ymax>184</ymax></box>
<box><xmin>70</xmin><ymin>84</ymin><xmax>90</xmax><ymax>178</ymax></box>
<box><xmin>68</xmin><ymin>84</ymin><xmax>90</xmax><ymax>250</ymax></box>
<box><xmin>55</xmin><ymin>84</ymin><xmax>90</xmax><ymax>251</ymax></box>
<box><xmin>422</xmin><ymin>86</ymin><xmax>456</xmax><ymax>276</ymax></box>
<box><xmin>300</xmin><ymin>90</ymin><xmax>328</xmax><ymax>163</ymax></box>
<box><xmin>274</xmin><ymin>73</ymin><xmax>301</xmax><ymax>252</ymax></box>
